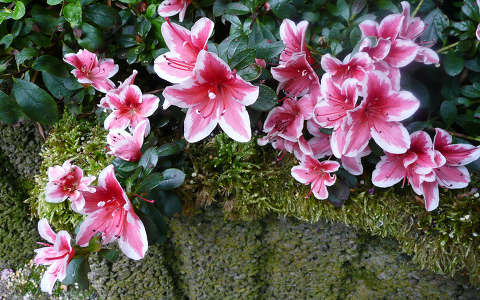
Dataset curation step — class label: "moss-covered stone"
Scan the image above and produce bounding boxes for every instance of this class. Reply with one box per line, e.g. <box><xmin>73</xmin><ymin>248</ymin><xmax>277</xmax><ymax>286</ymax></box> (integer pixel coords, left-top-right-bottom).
<box><xmin>27</xmin><ymin>112</ymin><xmax>112</xmax><ymax>231</ymax></box>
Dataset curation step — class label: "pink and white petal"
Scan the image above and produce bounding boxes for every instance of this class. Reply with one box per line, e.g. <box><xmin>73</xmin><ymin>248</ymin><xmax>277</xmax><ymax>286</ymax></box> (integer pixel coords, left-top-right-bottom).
<box><xmin>319</xmin><ymin>160</ymin><xmax>340</xmax><ymax>172</ymax></box>
<box><xmin>38</xmin><ymin>219</ymin><xmax>57</xmax><ymax>244</ymax></box>
<box><xmin>291</xmin><ymin>165</ymin><xmax>315</xmax><ymax>184</ymax></box>
<box><xmin>184</xmin><ymin>107</ymin><xmax>219</xmax><ymax>143</ymax></box>
<box><xmin>47</xmin><ymin>165</ymin><xmax>65</xmax><ymax>181</ymax></box>
<box><xmin>76</xmin><ymin>209</ymin><xmax>109</xmax><ymax>246</ymax></box>
<box><xmin>365</xmin><ymin>39</ymin><xmax>392</xmax><ymax>61</ymax></box>
<box><xmin>158</xmin><ymin>0</ymin><xmax>184</xmax><ymax>18</ymax></box>
<box><xmin>343</xmin><ymin>106</ymin><xmax>371</xmax><ymax>157</ymax></box>
<box><xmin>40</xmin><ymin>265</ymin><xmax>58</xmax><ymax>294</ymax></box>
<box><xmin>162</xmin><ymin>80</ymin><xmax>208</xmax><ymax>109</ymax></box>
<box><xmin>297</xmin><ymin>136</ymin><xmax>313</xmax><ymax>158</ymax></box>
<box><xmin>341</xmin><ymin>155</ymin><xmax>364</xmax><ymax>176</ymax></box>
<box><xmin>330</xmin><ymin>123</ymin><xmax>348</xmax><ymax>158</ymax></box>
<box><xmin>439</xmin><ymin>144</ymin><xmax>480</xmax><ymax>166</ymax></box>
<box><xmin>421</xmin><ymin>181</ymin><xmax>439</xmax><ymax>211</ymax></box>
<box><xmin>309</xmin><ymin>135</ymin><xmax>332</xmax><ymax>159</ymax></box>
<box><xmin>359</xmin><ymin>20</ymin><xmax>379</xmax><ymax>37</ymax></box>
<box><xmin>382</xmin><ymin>91</ymin><xmax>420</xmax><ymax>122</ymax></box>
<box><xmin>415</xmin><ymin>47</ymin><xmax>439</xmax><ymax>65</ymax></box>
<box><xmin>91</xmin><ymin>79</ymin><xmax>116</xmax><ymax>93</ymax></box>
<box><xmin>104</xmin><ymin>111</ymin><xmax>131</xmax><ymax>131</ymax></box>
<box><xmin>154</xmin><ymin>52</ymin><xmax>193</xmax><ymax>83</ymax></box>
<box><xmin>435</xmin><ymin>165</ymin><xmax>470</xmax><ymax>189</ymax></box>
<box><xmin>321</xmin><ymin>54</ymin><xmax>342</xmax><ymax>74</ymax></box>
<box><xmin>226</xmin><ymin>76</ymin><xmax>259</xmax><ymax>106</ymax></box>
<box><xmin>133</xmin><ymin>120</ymin><xmax>148</xmax><ymax>146</ymax></box>
<box><xmin>372</xmin><ymin>155</ymin><xmax>405</xmax><ymax>187</ymax></box>
<box><xmin>139</xmin><ymin>94</ymin><xmax>159</xmax><ymax>117</ymax></box>
<box><xmin>365</xmin><ymin>70</ymin><xmax>392</xmax><ymax>101</ymax></box>
<box><xmin>297</xmin><ymin>93</ymin><xmax>318</xmax><ymax>120</ymax></box>
<box><xmin>190</xmin><ymin>17</ymin><xmax>214</xmax><ymax>50</ymax></box>
<box><xmin>45</xmin><ymin>182</ymin><xmax>68</xmax><ymax>203</ymax></box>
<box><xmin>63</xmin><ymin>53</ymin><xmax>84</xmax><ymax>69</ymax></box>
<box><xmin>434</xmin><ymin>128</ymin><xmax>452</xmax><ymax>147</ymax></box>
<box><xmin>98</xmin><ymin>58</ymin><xmax>119</xmax><ymax>78</ymax></box>
<box><xmin>311</xmin><ymin>178</ymin><xmax>329</xmax><ymax>200</ymax></box>
<box><xmin>194</xmin><ymin>50</ymin><xmax>231</xmax><ymax>85</ymax></box>
<box><xmin>118</xmin><ymin>211</ymin><xmax>148</xmax><ymax>260</ymax></box>
<box><xmin>161</xmin><ymin>20</ymin><xmax>195</xmax><ymax>60</ymax></box>
<box><xmin>218</xmin><ymin>100</ymin><xmax>252</xmax><ymax>142</ymax></box>
<box><xmin>384</xmin><ymin>39</ymin><xmax>418</xmax><ymax>68</ymax></box>
<box><xmin>378</xmin><ymin>14</ymin><xmax>404</xmax><ymax>39</ymax></box>
<box><xmin>178</xmin><ymin>1</ymin><xmax>189</xmax><ymax>22</ymax></box>
<box><xmin>54</xmin><ymin>231</ymin><xmax>72</xmax><ymax>253</ymax></box>
<box><xmin>370</xmin><ymin>120</ymin><xmax>410</xmax><ymax>154</ymax></box>
<box><xmin>306</xmin><ymin>119</ymin><xmax>322</xmax><ymax>137</ymax></box>
<box><xmin>477</xmin><ymin>24</ymin><xmax>480</xmax><ymax>41</ymax></box>
<box><xmin>70</xmin><ymin>192</ymin><xmax>85</xmax><ymax>213</ymax></box>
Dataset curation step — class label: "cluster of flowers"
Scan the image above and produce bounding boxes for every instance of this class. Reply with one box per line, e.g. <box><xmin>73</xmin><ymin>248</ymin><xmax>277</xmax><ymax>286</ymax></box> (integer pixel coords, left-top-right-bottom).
<box><xmin>34</xmin><ymin>50</ymin><xmax>161</xmax><ymax>293</ymax></box>
<box><xmin>257</xmin><ymin>2</ymin><xmax>480</xmax><ymax>210</ymax></box>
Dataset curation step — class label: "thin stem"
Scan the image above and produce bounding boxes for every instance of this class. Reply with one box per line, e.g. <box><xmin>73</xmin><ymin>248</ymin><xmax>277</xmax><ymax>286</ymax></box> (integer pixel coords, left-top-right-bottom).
<box><xmin>437</xmin><ymin>41</ymin><xmax>459</xmax><ymax>54</ymax></box>
<box><xmin>447</xmin><ymin>130</ymin><xmax>480</xmax><ymax>143</ymax></box>
<box><xmin>412</xmin><ymin>0</ymin><xmax>425</xmax><ymax>18</ymax></box>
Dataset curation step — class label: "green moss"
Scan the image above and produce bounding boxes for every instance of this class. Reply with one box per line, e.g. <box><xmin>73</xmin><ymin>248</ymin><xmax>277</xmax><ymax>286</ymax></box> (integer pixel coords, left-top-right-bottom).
<box><xmin>27</xmin><ymin>112</ymin><xmax>112</xmax><ymax>231</ymax></box>
<box><xmin>189</xmin><ymin>133</ymin><xmax>480</xmax><ymax>286</ymax></box>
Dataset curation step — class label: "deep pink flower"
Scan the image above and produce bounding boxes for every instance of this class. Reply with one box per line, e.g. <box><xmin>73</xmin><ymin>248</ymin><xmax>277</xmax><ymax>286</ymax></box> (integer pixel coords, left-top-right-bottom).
<box><xmin>64</xmin><ymin>49</ymin><xmax>118</xmax><ymax>93</ymax></box>
<box><xmin>157</xmin><ymin>0</ymin><xmax>191</xmax><ymax>22</ymax></box>
<box><xmin>433</xmin><ymin>128</ymin><xmax>480</xmax><ymax>189</ymax></box>
<box><xmin>258</xmin><ymin>95</ymin><xmax>317</xmax><ymax>145</ymax></box>
<box><xmin>99</xmin><ymin>70</ymin><xmax>138</xmax><ymax>110</ymax></box>
<box><xmin>34</xmin><ymin>219</ymin><xmax>75</xmax><ymax>294</ymax></box>
<box><xmin>154</xmin><ymin>17</ymin><xmax>214</xmax><ymax>84</ymax></box>
<box><xmin>271</xmin><ymin>52</ymin><xmax>320</xmax><ymax>97</ymax></box>
<box><xmin>372</xmin><ymin>131</ymin><xmax>440</xmax><ymax>211</ymax></box>
<box><xmin>107</xmin><ymin>120</ymin><xmax>147</xmax><ymax>162</ymax></box>
<box><xmin>279</xmin><ymin>19</ymin><xmax>314</xmax><ymax>65</ymax></box>
<box><xmin>359</xmin><ymin>14</ymin><xmax>419</xmax><ymax>68</ymax></box>
<box><xmin>163</xmin><ymin>50</ymin><xmax>259</xmax><ymax>143</ymax></box>
<box><xmin>291</xmin><ymin>156</ymin><xmax>339</xmax><ymax>200</ymax></box>
<box><xmin>45</xmin><ymin>160</ymin><xmax>95</xmax><ymax>212</ymax></box>
<box><xmin>320</xmin><ymin>52</ymin><xmax>373</xmax><ymax>83</ymax></box>
<box><xmin>343</xmin><ymin>71</ymin><xmax>419</xmax><ymax>156</ymax></box>
<box><xmin>76</xmin><ymin>165</ymin><xmax>148</xmax><ymax>260</ymax></box>
<box><xmin>104</xmin><ymin>84</ymin><xmax>159</xmax><ymax>135</ymax></box>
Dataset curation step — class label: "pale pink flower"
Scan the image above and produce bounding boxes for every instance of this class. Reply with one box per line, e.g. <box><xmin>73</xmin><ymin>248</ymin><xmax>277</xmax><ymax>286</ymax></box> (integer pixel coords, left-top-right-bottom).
<box><xmin>279</xmin><ymin>19</ymin><xmax>314</xmax><ymax>65</ymax></box>
<box><xmin>372</xmin><ymin>131</ymin><xmax>440</xmax><ymax>211</ymax></box>
<box><xmin>255</xmin><ymin>58</ymin><xmax>267</xmax><ymax>69</ymax></box>
<box><xmin>34</xmin><ymin>219</ymin><xmax>75</xmax><ymax>294</ymax></box>
<box><xmin>157</xmin><ymin>0</ymin><xmax>191</xmax><ymax>22</ymax></box>
<box><xmin>104</xmin><ymin>85</ymin><xmax>159</xmax><ymax>135</ymax></box>
<box><xmin>99</xmin><ymin>70</ymin><xmax>138</xmax><ymax>110</ymax></box>
<box><xmin>291</xmin><ymin>156</ymin><xmax>339</xmax><ymax>200</ymax></box>
<box><xmin>76</xmin><ymin>165</ymin><xmax>148</xmax><ymax>260</ymax></box>
<box><xmin>343</xmin><ymin>71</ymin><xmax>419</xmax><ymax>156</ymax></box>
<box><xmin>320</xmin><ymin>52</ymin><xmax>373</xmax><ymax>84</ymax></box>
<box><xmin>154</xmin><ymin>17</ymin><xmax>214</xmax><ymax>84</ymax></box>
<box><xmin>63</xmin><ymin>49</ymin><xmax>118</xmax><ymax>93</ymax></box>
<box><xmin>45</xmin><ymin>160</ymin><xmax>95</xmax><ymax>212</ymax></box>
<box><xmin>271</xmin><ymin>52</ymin><xmax>320</xmax><ymax>97</ymax></box>
<box><xmin>163</xmin><ymin>50</ymin><xmax>259</xmax><ymax>143</ymax></box>
<box><xmin>107</xmin><ymin>121</ymin><xmax>147</xmax><ymax>162</ymax></box>
<box><xmin>359</xmin><ymin>14</ymin><xmax>419</xmax><ymax>68</ymax></box>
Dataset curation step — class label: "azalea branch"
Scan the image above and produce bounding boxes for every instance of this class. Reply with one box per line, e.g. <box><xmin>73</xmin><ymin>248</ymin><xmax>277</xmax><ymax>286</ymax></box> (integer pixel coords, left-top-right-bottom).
<box><xmin>437</xmin><ymin>41</ymin><xmax>459</xmax><ymax>54</ymax></box>
<box><xmin>446</xmin><ymin>130</ymin><xmax>480</xmax><ymax>143</ymax></box>
<box><xmin>412</xmin><ymin>0</ymin><xmax>424</xmax><ymax>18</ymax></box>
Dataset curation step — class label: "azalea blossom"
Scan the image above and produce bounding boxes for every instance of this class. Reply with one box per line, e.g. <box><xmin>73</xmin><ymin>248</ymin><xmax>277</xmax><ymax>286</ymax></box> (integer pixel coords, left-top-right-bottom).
<box><xmin>154</xmin><ymin>17</ymin><xmax>214</xmax><ymax>84</ymax></box>
<box><xmin>291</xmin><ymin>156</ymin><xmax>339</xmax><ymax>200</ymax></box>
<box><xmin>34</xmin><ymin>219</ymin><xmax>75</xmax><ymax>294</ymax></box>
<box><xmin>343</xmin><ymin>71</ymin><xmax>419</xmax><ymax>156</ymax></box>
<box><xmin>279</xmin><ymin>19</ymin><xmax>314</xmax><ymax>65</ymax></box>
<box><xmin>157</xmin><ymin>0</ymin><xmax>191</xmax><ymax>22</ymax></box>
<box><xmin>107</xmin><ymin>120</ymin><xmax>147</xmax><ymax>162</ymax></box>
<box><xmin>477</xmin><ymin>0</ymin><xmax>480</xmax><ymax>41</ymax></box>
<box><xmin>104</xmin><ymin>84</ymin><xmax>159</xmax><ymax>135</ymax></box>
<box><xmin>255</xmin><ymin>58</ymin><xmax>267</xmax><ymax>69</ymax></box>
<box><xmin>359</xmin><ymin>14</ymin><xmax>419</xmax><ymax>68</ymax></box>
<box><xmin>320</xmin><ymin>52</ymin><xmax>373</xmax><ymax>84</ymax></box>
<box><xmin>99</xmin><ymin>70</ymin><xmax>138</xmax><ymax>110</ymax></box>
<box><xmin>372</xmin><ymin>131</ymin><xmax>440</xmax><ymax>211</ymax></box>
<box><xmin>76</xmin><ymin>165</ymin><xmax>148</xmax><ymax>260</ymax></box>
<box><xmin>64</xmin><ymin>49</ymin><xmax>118</xmax><ymax>93</ymax></box>
<box><xmin>271</xmin><ymin>52</ymin><xmax>320</xmax><ymax>97</ymax></box>
<box><xmin>433</xmin><ymin>128</ymin><xmax>480</xmax><ymax>189</ymax></box>
<box><xmin>45</xmin><ymin>160</ymin><xmax>95</xmax><ymax>212</ymax></box>
<box><xmin>163</xmin><ymin>50</ymin><xmax>259</xmax><ymax>143</ymax></box>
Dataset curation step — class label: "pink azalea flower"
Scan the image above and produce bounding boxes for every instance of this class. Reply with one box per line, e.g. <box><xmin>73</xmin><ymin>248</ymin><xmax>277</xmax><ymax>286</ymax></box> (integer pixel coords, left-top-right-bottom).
<box><xmin>34</xmin><ymin>219</ymin><xmax>75</xmax><ymax>294</ymax></box>
<box><xmin>291</xmin><ymin>156</ymin><xmax>339</xmax><ymax>200</ymax></box>
<box><xmin>154</xmin><ymin>17</ymin><xmax>214</xmax><ymax>84</ymax></box>
<box><xmin>104</xmin><ymin>84</ymin><xmax>159</xmax><ymax>135</ymax></box>
<box><xmin>279</xmin><ymin>19</ymin><xmax>314</xmax><ymax>65</ymax></box>
<box><xmin>64</xmin><ymin>49</ymin><xmax>118</xmax><ymax>93</ymax></box>
<box><xmin>157</xmin><ymin>0</ymin><xmax>191</xmax><ymax>22</ymax></box>
<box><xmin>45</xmin><ymin>160</ymin><xmax>95</xmax><ymax>212</ymax></box>
<box><xmin>107</xmin><ymin>120</ymin><xmax>147</xmax><ymax>162</ymax></box>
<box><xmin>399</xmin><ymin>1</ymin><xmax>439</xmax><ymax>65</ymax></box>
<box><xmin>343</xmin><ymin>71</ymin><xmax>419</xmax><ymax>156</ymax></box>
<box><xmin>374</xmin><ymin>61</ymin><xmax>401</xmax><ymax>91</ymax></box>
<box><xmin>372</xmin><ymin>131</ymin><xmax>440</xmax><ymax>211</ymax></box>
<box><xmin>76</xmin><ymin>165</ymin><xmax>148</xmax><ymax>260</ymax></box>
<box><xmin>271</xmin><ymin>52</ymin><xmax>320</xmax><ymax>97</ymax></box>
<box><xmin>477</xmin><ymin>24</ymin><xmax>480</xmax><ymax>41</ymax></box>
<box><xmin>99</xmin><ymin>70</ymin><xmax>138</xmax><ymax>110</ymax></box>
<box><xmin>258</xmin><ymin>96</ymin><xmax>317</xmax><ymax>145</ymax></box>
<box><xmin>320</xmin><ymin>52</ymin><xmax>373</xmax><ymax>84</ymax></box>
<box><xmin>255</xmin><ymin>58</ymin><xmax>267</xmax><ymax>69</ymax></box>
<box><xmin>359</xmin><ymin>14</ymin><xmax>419</xmax><ymax>68</ymax></box>
<box><xmin>433</xmin><ymin>128</ymin><xmax>480</xmax><ymax>189</ymax></box>
<box><xmin>163</xmin><ymin>50</ymin><xmax>259</xmax><ymax>143</ymax></box>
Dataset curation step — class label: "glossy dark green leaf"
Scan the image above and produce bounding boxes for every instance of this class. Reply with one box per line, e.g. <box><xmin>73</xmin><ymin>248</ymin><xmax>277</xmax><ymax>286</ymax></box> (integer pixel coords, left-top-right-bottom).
<box><xmin>42</xmin><ymin>73</ymin><xmax>74</xmax><ymax>99</ymax></box>
<box><xmin>31</xmin><ymin>5</ymin><xmax>63</xmax><ymax>35</ymax></box>
<box><xmin>230</xmin><ymin>48</ymin><xmax>256</xmax><ymax>70</ymax></box>
<box><xmin>443</xmin><ymin>54</ymin><xmax>464</xmax><ymax>77</ymax></box>
<box><xmin>47</xmin><ymin>0</ymin><xmax>63</xmax><ymax>5</ymax></box>
<box><xmin>137</xmin><ymin>172</ymin><xmax>163</xmax><ymax>193</ymax></box>
<box><xmin>63</xmin><ymin>0</ymin><xmax>82</xmax><ymax>27</ymax></box>
<box><xmin>99</xmin><ymin>249</ymin><xmax>119</xmax><ymax>263</ymax></box>
<box><xmin>0</xmin><ymin>91</ymin><xmax>22</xmax><ymax>124</ymax></box>
<box><xmin>33</xmin><ymin>55</ymin><xmax>69</xmax><ymax>77</ymax></box>
<box><xmin>139</xmin><ymin>147</ymin><xmax>159</xmax><ymax>173</ymax></box>
<box><xmin>237</xmin><ymin>64</ymin><xmax>262</xmax><ymax>81</ymax></box>
<box><xmin>77</xmin><ymin>23</ymin><xmax>103</xmax><ymax>50</ymax></box>
<box><xmin>159</xmin><ymin>191</ymin><xmax>181</xmax><ymax>217</ymax></box>
<box><xmin>421</xmin><ymin>8</ymin><xmax>449</xmax><ymax>44</ymax></box>
<box><xmin>0</xmin><ymin>34</ymin><xmax>13</xmax><ymax>48</ymax></box>
<box><xmin>156</xmin><ymin>141</ymin><xmax>184</xmax><ymax>157</ymax></box>
<box><xmin>327</xmin><ymin>179</ymin><xmax>350</xmax><ymax>207</ymax></box>
<box><xmin>157</xmin><ymin>168</ymin><xmax>185</xmax><ymax>190</ymax></box>
<box><xmin>269</xmin><ymin>0</ymin><xmax>296</xmax><ymax>19</ymax></box>
<box><xmin>461</xmin><ymin>85</ymin><xmax>480</xmax><ymax>98</ymax></box>
<box><xmin>255</xmin><ymin>40</ymin><xmax>284</xmax><ymax>59</ymax></box>
<box><xmin>440</xmin><ymin>100</ymin><xmax>457</xmax><ymax>126</ymax></box>
<box><xmin>250</xmin><ymin>84</ymin><xmax>276</xmax><ymax>112</ymax></box>
<box><xmin>85</xmin><ymin>4</ymin><xmax>120</xmax><ymax>29</ymax></box>
<box><xmin>15</xmin><ymin>47</ymin><xmax>37</xmax><ymax>67</ymax></box>
<box><xmin>225</xmin><ymin>2</ymin><xmax>250</xmax><ymax>15</ymax></box>
<box><xmin>12</xmin><ymin>0</ymin><xmax>25</xmax><ymax>20</ymax></box>
<box><xmin>139</xmin><ymin>204</ymin><xmax>167</xmax><ymax>244</ymax></box>
<box><xmin>62</xmin><ymin>257</ymin><xmax>89</xmax><ymax>289</ymax></box>
<box><xmin>12</xmin><ymin>79</ymin><xmax>58</xmax><ymax>125</ymax></box>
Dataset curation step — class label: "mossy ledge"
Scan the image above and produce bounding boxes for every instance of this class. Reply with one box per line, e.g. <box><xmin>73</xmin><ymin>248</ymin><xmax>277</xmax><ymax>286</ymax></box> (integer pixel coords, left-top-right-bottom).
<box><xmin>187</xmin><ymin>133</ymin><xmax>480</xmax><ymax>286</ymax></box>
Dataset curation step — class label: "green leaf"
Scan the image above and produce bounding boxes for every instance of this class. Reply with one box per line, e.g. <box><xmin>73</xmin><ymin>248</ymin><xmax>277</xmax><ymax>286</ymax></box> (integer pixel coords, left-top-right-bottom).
<box><xmin>99</xmin><ymin>249</ymin><xmax>119</xmax><ymax>263</ymax></box>
<box><xmin>62</xmin><ymin>257</ymin><xmax>89</xmax><ymax>289</ymax></box>
<box><xmin>225</xmin><ymin>2</ymin><xmax>250</xmax><ymax>15</ymax></box>
<box><xmin>250</xmin><ymin>84</ymin><xmax>277</xmax><ymax>112</ymax></box>
<box><xmin>213</xmin><ymin>0</ymin><xmax>227</xmax><ymax>17</ymax></box>
<box><xmin>159</xmin><ymin>191</ymin><xmax>181</xmax><ymax>217</ymax></box>
<box><xmin>327</xmin><ymin>179</ymin><xmax>350</xmax><ymax>207</ymax></box>
<box><xmin>0</xmin><ymin>91</ymin><xmax>22</xmax><ymax>124</ymax></box>
<box><xmin>139</xmin><ymin>204</ymin><xmax>167</xmax><ymax>244</ymax></box>
<box><xmin>157</xmin><ymin>168</ymin><xmax>185</xmax><ymax>190</ymax></box>
<box><xmin>63</xmin><ymin>0</ymin><xmax>82</xmax><ymax>27</ymax></box>
<box><xmin>77</xmin><ymin>23</ymin><xmax>104</xmax><ymax>50</ymax></box>
<box><xmin>237</xmin><ymin>64</ymin><xmax>262</xmax><ymax>81</ymax></box>
<box><xmin>31</xmin><ymin>5</ymin><xmax>63</xmax><ymax>35</ymax></box>
<box><xmin>137</xmin><ymin>16</ymin><xmax>151</xmax><ymax>37</ymax></box>
<box><xmin>269</xmin><ymin>0</ymin><xmax>296</xmax><ymax>19</ymax></box>
<box><xmin>47</xmin><ymin>0</ymin><xmax>63</xmax><ymax>5</ymax></box>
<box><xmin>15</xmin><ymin>47</ymin><xmax>37</xmax><ymax>67</ymax></box>
<box><xmin>139</xmin><ymin>147</ymin><xmax>159</xmax><ymax>173</ymax></box>
<box><xmin>12</xmin><ymin>79</ymin><xmax>58</xmax><ymax>125</ymax></box>
<box><xmin>443</xmin><ymin>54</ymin><xmax>464</xmax><ymax>77</ymax></box>
<box><xmin>156</xmin><ymin>141</ymin><xmax>184</xmax><ymax>157</ymax></box>
<box><xmin>85</xmin><ymin>4</ymin><xmax>120</xmax><ymax>29</ymax></box>
<box><xmin>229</xmin><ymin>48</ymin><xmax>256</xmax><ymax>70</ymax></box>
<box><xmin>0</xmin><ymin>34</ymin><xmax>13</xmax><ymax>48</ymax></box>
<box><xmin>461</xmin><ymin>85</ymin><xmax>480</xmax><ymax>98</ymax></box>
<box><xmin>421</xmin><ymin>8</ymin><xmax>449</xmax><ymax>44</ymax></box>
<box><xmin>440</xmin><ymin>100</ymin><xmax>457</xmax><ymax>126</ymax></box>
<box><xmin>33</xmin><ymin>55</ymin><xmax>70</xmax><ymax>77</ymax></box>
<box><xmin>12</xmin><ymin>0</ymin><xmax>25</xmax><ymax>20</ymax></box>
<box><xmin>336</xmin><ymin>0</ymin><xmax>350</xmax><ymax>21</ymax></box>
<box><xmin>255</xmin><ymin>40</ymin><xmax>284</xmax><ymax>59</ymax></box>
<box><xmin>42</xmin><ymin>73</ymin><xmax>75</xmax><ymax>100</ymax></box>
<box><xmin>137</xmin><ymin>172</ymin><xmax>163</xmax><ymax>193</ymax></box>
